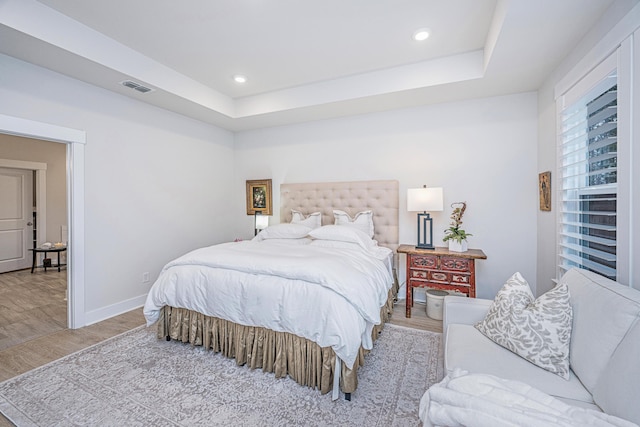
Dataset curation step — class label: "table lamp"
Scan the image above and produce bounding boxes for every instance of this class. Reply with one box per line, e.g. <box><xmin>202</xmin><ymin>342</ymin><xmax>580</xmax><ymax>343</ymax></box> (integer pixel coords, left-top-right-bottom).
<box><xmin>407</xmin><ymin>186</ymin><xmax>444</xmax><ymax>249</ymax></box>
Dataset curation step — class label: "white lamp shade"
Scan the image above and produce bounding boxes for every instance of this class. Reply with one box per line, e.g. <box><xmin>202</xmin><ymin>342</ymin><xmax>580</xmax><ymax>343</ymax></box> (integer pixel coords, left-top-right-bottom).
<box><xmin>255</xmin><ymin>214</ymin><xmax>269</xmax><ymax>230</ymax></box>
<box><xmin>407</xmin><ymin>187</ymin><xmax>444</xmax><ymax>212</ymax></box>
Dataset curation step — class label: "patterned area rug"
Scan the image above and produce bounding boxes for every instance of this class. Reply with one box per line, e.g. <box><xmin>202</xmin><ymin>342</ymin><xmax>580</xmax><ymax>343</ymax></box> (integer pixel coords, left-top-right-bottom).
<box><xmin>0</xmin><ymin>324</ymin><xmax>443</xmax><ymax>426</ymax></box>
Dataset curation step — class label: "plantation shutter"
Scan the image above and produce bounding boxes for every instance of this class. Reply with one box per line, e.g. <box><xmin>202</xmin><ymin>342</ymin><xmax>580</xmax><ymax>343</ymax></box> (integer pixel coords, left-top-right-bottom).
<box><xmin>558</xmin><ymin>69</ymin><xmax>617</xmax><ymax>280</ymax></box>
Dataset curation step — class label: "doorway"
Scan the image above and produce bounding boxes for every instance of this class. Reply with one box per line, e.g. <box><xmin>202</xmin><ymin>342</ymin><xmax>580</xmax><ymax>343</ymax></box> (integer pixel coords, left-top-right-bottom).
<box><xmin>0</xmin><ymin>139</ymin><xmax>67</xmax><ymax>349</ymax></box>
<box><xmin>0</xmin><ymin>113</ymin><xmax>86</xmax><ymax>329</ymax></box>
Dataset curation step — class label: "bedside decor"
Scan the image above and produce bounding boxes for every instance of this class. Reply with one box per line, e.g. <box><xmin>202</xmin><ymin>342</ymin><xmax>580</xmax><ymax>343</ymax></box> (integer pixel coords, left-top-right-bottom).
<box><xmin>397</xmin><ymin>244</ymin><xmax>487</xmax><ymax>317</ymax></box>
<box><xmin>443</xmin><ymin>201</ymin><xmax>471</xmax><ymax>252</ymax></box>
<box><xmin>407</xmin><ymin>185</ymin><xmax>444</xmax><ymax>249</ymax></box>
<box><xmin>246</xmin><ymin>179</ymin><xmax>272</xmax><ymax>215</ymax></box>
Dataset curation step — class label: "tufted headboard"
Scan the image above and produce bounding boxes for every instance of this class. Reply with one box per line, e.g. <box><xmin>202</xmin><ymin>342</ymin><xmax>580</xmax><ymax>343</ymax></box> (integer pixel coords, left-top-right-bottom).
<box><xmin>280</xmin><ymin>180</ymin><xmax>399</xmax><ymax>251</ymax></box>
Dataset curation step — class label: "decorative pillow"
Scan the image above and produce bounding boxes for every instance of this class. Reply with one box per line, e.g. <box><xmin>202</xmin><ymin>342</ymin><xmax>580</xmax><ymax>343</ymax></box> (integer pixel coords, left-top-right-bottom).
<box><xmin>291</xmin><ymin>209</ymin><xmax>322</xmax><ymax>229</ymax></box>
<box><xmin>333</xmin><ymin>209</ymin><xmax>374</xmax><ymax>238</ymax></box>
<box><xmin>254</xmin><ymin>223</ymin><xmax>312</xmax><ymax>240</ymax></box>
<box><xmin>474</xmin><ymin>272</ymin><xmax>573</xmax><ymax>380</ymax></box>
<box><xmin>308</xmin><ymin>225</ymin><xmax>376</xmax><ymax>250</ymax></box>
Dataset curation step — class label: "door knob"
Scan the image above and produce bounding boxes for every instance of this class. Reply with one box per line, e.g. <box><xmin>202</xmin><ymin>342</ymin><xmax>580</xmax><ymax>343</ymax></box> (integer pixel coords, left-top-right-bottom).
<box><xmin>27</xmin><ymin>222</ymin><xmax>33</xmax><ymax>226</ymax></box>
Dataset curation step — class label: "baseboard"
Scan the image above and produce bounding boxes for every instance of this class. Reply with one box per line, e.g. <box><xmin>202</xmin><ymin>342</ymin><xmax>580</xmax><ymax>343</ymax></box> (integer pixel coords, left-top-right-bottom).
<box><xmin>84</xmin><ymin>294</ymin><xmax>146</xmax><ymax>326</ymax></box>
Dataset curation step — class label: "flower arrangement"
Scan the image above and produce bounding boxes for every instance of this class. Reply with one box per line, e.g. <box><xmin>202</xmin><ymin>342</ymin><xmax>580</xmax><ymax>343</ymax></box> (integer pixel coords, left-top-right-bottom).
<box><xmin>443</xmin><ymin>202</ymin><xmax>472</xmax><ymax>244</ymax></box>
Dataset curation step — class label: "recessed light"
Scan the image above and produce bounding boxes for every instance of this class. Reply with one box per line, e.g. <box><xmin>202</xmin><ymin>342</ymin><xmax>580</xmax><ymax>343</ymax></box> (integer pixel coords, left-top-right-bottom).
<box><xmin>233</xmin><ymin>75</ymin><xmax>247</xmax><ymax>84</ymax></box>
<box><xmin>413</xmin><ymin>28</ymin><xmax>430</xmax><ymax>41</ymax></box>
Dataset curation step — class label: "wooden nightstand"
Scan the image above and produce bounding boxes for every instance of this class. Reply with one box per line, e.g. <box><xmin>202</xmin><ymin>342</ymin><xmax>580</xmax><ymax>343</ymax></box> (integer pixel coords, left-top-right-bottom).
<box><xmin>397</xmin><ymin>244</ymin><xmax>487</xmax><ymax>318</ymax></box>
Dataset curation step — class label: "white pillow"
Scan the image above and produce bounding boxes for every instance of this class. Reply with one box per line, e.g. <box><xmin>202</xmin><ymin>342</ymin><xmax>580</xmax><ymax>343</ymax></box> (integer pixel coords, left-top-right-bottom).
<box><xmin>254</xmin><ymin>223</ymin><xmax>312</xmax><ymax>240</ymax></box>
<box><xmin>308</xmin><ymin>225</ymin><xmax>376</xmax><ymax>250</ymax></box>
<box><xmin>291</xmin><ymin>209</ymin><xmax>322</xmax><ymax>229</ymax></box>
<box><xmin>475</xmin><ymin>272</ymin><xmax>573</xmax><ymax>380</ymax></box>
<box><xmin>333</xmin><ymin>209</ymin><xmax>374</xmax><ymax>238</ymax></box>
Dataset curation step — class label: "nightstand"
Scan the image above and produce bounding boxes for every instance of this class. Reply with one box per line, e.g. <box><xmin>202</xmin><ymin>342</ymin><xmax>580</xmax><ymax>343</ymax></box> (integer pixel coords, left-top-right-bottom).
<box><xmin>397</xmin><ymin>244</ymin><xmax>487</xmax><ymax>318</ymax></box>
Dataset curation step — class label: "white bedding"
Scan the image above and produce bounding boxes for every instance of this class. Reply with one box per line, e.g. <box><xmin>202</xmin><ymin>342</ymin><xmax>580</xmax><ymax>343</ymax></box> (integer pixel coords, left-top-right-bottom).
<box><xmin>420</xmin><ymin>369</ymin><xmax>637</xmax><ymax>427</ymax></box>
<box><xmin>143</xmin><ymin>238</ymin><xmax>393</xmax><ymax>369</ymax></box>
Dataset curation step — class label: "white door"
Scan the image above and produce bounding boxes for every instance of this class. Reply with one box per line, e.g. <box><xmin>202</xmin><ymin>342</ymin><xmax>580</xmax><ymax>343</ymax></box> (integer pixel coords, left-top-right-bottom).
<box><xmin>0</xmin><ymin>167</ymin><xmax>33</xmax><ymax>273</ymax></box>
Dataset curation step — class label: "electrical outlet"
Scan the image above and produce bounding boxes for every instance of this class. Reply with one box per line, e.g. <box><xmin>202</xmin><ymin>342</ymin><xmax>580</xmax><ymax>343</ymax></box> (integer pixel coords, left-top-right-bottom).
<box><xmin>142</xmin><ymin>272</ymin><xmax>150</xmax><ymax>283</ymax></box>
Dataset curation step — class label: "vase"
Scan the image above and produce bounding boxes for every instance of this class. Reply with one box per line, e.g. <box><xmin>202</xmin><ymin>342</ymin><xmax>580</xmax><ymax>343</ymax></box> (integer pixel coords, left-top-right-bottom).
<box><xmin>448</xmin><ymin>240</ymin><xmax>468</xmax><ymax>252</ymax></box>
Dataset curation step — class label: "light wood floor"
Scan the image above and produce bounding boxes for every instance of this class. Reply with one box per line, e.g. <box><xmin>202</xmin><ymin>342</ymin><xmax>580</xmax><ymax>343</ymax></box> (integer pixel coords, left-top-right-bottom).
<box><xmin>389</xmin><ymin>299</ymin><xmax>443</xmax><ymax>333</ymax></box>
<box><xmin>0</xmin><ymin>268</ymin><xmax>68</xmax><ymax>351</ymax></box>
<box><xmin>0</xmin><ymin>268</ymin><xmax>439</xmax><ymax>426</ymax></box>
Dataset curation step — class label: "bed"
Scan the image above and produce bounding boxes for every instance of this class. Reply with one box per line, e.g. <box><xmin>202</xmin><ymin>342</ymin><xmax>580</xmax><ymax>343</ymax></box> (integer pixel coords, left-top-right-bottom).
<box><xmin>143</xmin><ymin>180</ymin><xmax>399</xmax><ymax>400</ymax></box>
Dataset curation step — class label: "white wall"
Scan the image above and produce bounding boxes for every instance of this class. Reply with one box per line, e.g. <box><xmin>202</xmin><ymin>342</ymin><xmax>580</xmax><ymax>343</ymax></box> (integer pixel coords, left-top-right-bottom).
<box><xmin>0</xmin><ymin>54</ymin><xmax>236</xmax><ymax>323</ymax></box>
<box><xmin>235</xmin><ymin>93</ymin><xmax>539</xmax><ymax>299</ymax></box>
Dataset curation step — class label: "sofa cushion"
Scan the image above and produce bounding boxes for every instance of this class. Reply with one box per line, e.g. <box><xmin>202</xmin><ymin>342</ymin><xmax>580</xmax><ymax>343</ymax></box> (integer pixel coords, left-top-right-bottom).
<box><xmin>475</xmin><ymin>272</ymin><xmax>573</xmax><ymax>379</ymax></box>
<box><xmin>592</xmin><ymin>319</ymin><xmax>640</xmax><ymax>425</ymax></box>
<box><xmin>445</xmin><ymin>324</ymin><xmax>594</xmax><ymax>405</ymax></box>
<box><xmin>562</xmin><ymin>268</ymin><xmax>640</xmax><ymax>393</ymax></box>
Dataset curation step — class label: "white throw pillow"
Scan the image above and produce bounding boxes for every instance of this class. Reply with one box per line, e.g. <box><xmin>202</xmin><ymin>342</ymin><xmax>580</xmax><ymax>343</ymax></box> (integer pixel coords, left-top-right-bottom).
<box><xmin>475</xmin><ymin>272</ymin><xmax>573</xmax><ymax>380</ymax></box>
<box><xmin>291</xmin><ymin>209</ymin><xmax>322</xmax><ymax>229</ymax></box>
<box><xmin>254</xmin><ymin>223</ymin><xmax>312</xmax><ymax>240</ymax></box>
<box><xmin>333</xmin><ymin>209</ymin><xmax>374</xmax><ymax>238</ymax></box>
<box><xmin>308</xmin><ymin>225</ymin><xmax>376</xmax><ymax>250</ymax></box>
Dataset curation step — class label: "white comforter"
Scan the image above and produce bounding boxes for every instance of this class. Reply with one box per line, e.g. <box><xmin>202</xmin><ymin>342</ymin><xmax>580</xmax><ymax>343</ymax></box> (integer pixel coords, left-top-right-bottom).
<box><xmin>143</xmin><ymin>239</ymin><xmax>393</xmax><ymax>369</ymax></box>
<box><xmin>419</xmin><ymin>369</ymin><xmax>637</xmax><ymax>427</ymax></box>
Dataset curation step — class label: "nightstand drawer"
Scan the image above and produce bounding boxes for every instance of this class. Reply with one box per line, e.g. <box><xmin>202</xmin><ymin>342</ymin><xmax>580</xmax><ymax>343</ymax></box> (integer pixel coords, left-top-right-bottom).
<box><xmin>410</xmin><ymin>270</ymin><xmax>470</xmax><ymax>285</ymax></box>
<box><xmin>441</xmin><ymin>256</ymin><xmax>471</xmax><ymax>272</ymax></box>
<box><xmin>451</xmin><ymin>273</ymin><xmax>470</xmax><ymax>284</ymax></box>
<box><xmin>429</xmin><ymin>271</ymin><xmax>450</xmax><ymax>283</ymax></box>
<box><xmin>409</xmin><ymin>270</ymin><xmax>451</xmax><ymax>283</ymax></box>
<box><xmin>409</xmin><ymin>254</ymin><xmax>438</xmax><ymax>269</ymax></box>
<box><xmin>410</xmin><ymin>269</ymin><xmax>429</xmax><ymax>280</ymax></box>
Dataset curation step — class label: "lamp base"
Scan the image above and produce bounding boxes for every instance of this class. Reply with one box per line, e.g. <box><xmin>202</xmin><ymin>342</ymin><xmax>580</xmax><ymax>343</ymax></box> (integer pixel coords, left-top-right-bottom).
<box><xmin>416</xmin><ymin>212</ymin><xmax>435</xmax><ymax>250</ymax></box>
<box><xmin>416</xmin><ymin>243</ymin><xmax>435</xmax><ymax>250</ymax></box>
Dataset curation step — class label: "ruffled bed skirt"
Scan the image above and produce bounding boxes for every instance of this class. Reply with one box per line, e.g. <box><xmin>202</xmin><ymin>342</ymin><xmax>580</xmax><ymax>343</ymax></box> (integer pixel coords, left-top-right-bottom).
<box><xmin>157</xmin><ymin>283</ymin><xmax>398</xmax><ymax>395</ymax></box>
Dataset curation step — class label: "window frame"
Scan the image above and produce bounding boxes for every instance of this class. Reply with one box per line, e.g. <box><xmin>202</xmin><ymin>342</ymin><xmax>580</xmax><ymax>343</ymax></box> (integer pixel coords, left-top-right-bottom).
<box><xmin>556</xmin><ymin>41</ymin><xmax>632</xmax><ymax>285</ymax></box>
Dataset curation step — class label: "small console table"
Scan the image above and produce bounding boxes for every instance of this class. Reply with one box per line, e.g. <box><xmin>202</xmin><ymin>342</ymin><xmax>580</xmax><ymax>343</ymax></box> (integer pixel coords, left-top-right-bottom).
<box><xmin>29</xmin><ymin>246</ymin><xmax>67</xmax><ymax>273</ymax></box>
<box><xmin>397</xmin><ymin>244</ymin><xmax>487</xmax><ymax>318</ymax></box>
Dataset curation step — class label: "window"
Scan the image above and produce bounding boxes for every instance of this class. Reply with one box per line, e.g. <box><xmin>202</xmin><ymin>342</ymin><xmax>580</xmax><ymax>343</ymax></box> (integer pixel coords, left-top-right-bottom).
<box><xmin>558</xmin><ymin>66</ymin><xmax>618</xmax><ymax>280</ymax></box>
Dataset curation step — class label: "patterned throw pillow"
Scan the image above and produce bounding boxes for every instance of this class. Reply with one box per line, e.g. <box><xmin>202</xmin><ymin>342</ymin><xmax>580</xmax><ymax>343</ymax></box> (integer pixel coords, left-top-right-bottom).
<box><xmin>475</xmin><ymin>272</ymin><xmax>573</xmax><ymax>380</ymax></box>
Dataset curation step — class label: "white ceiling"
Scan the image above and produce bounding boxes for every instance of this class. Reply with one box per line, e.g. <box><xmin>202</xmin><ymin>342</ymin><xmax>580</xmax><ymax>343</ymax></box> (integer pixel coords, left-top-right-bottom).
<box><xmin>0</xmin><ymin>0</ymin><xmax>630</xmax><ymax>131</ymax></box>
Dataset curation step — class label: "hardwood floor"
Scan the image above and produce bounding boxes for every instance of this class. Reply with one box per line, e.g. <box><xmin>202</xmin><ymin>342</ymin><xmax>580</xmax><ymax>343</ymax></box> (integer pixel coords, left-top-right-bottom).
<box><xmin>389</xmin><ymin>299</ymin><xmax>443</xmax><ymax>333</ymax></box>
<box><xmin>0</xmin><ymin>268</ymin><xmax>67</xmax><ymax>351</ymax></box>
<box><xmin>0</xmin><ymin>269</ymin><xmax>438</xmax><ymax>426</ymax></box>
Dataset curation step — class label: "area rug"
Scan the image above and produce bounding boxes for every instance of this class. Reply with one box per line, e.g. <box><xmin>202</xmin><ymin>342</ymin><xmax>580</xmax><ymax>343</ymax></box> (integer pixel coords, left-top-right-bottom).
<box><xmin>0</xmin><ymin>324</ymin><xmax>443</xmax><ymax>426</ymax></box>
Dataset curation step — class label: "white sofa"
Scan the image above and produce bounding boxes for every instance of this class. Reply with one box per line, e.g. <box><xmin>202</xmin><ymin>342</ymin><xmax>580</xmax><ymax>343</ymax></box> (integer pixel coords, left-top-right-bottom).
<box><xmin>442</xmin><ymin>267</ymin><xmax>640</xmax><ymax>425</ymax></box>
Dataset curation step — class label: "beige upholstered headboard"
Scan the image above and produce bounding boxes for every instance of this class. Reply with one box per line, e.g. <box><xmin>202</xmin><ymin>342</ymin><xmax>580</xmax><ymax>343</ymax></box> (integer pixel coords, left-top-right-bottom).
<box><xmin>280</xmin><ymin>180</ymin><xmax>399</xmax><ymax>251</ymax></box>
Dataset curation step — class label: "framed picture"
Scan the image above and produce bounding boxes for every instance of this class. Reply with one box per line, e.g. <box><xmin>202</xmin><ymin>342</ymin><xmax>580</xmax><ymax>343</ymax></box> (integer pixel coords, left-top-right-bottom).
<box><xmin>246</xmin><ymin>179</ymin><xmax>272</xmax><ymax>215</ymax></box>
<box><xmin>539</xmin><ymin>171</ymin><xmax>551</xmax><ymax>211</ymax></box>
